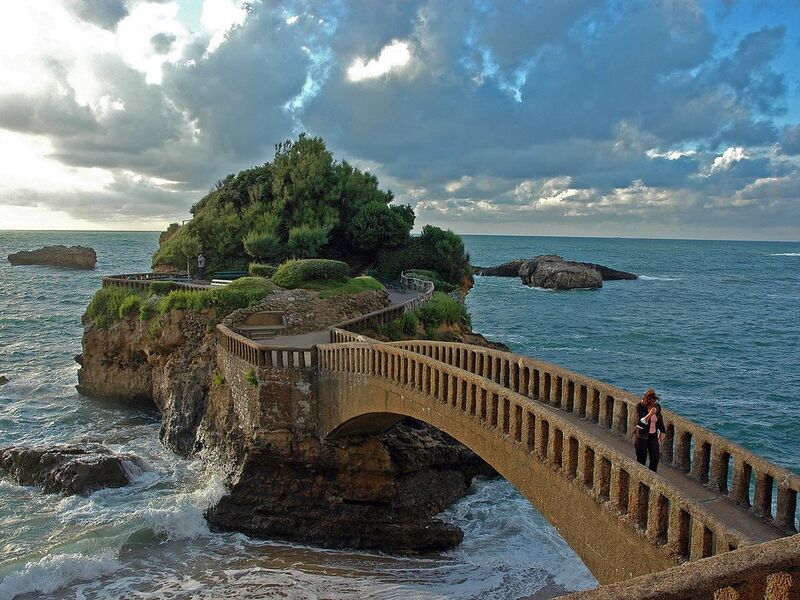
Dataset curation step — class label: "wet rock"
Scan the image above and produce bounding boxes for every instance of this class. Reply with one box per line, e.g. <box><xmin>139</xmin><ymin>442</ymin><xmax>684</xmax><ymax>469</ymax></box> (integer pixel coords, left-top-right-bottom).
<box><xmin>0</xmin><ymin>444</ymin><xmax>146</xmax><ymax>495</ymax></box>
<box><xmin>520</xmin><ymin>255</ymin><xmax>603</xmax><ymax>290</ymax></box>
<box><xmin>0</xmin><ymin>375</ymin><xmax>8</xmax><ymax>385</ymax></box>
<box><xmin>475</xmin><ymin>255</ymin><xmax>637</xmax><ymax>289</ymax></box>
<box><xmin>8</xmin><ymin>245</ymin><xmax>97</xmax><ymax>269</ymax></box>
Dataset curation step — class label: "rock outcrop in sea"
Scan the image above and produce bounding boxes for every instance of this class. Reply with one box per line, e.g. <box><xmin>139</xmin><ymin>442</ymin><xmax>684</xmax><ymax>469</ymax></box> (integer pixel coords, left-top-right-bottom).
<box><xmin>0</xmin><ymin>375</ymin><xmax>8</xmax><ymax>385</ymax></box>
<box><xmin>474</xmin><ymin>255</ymin><xmax>637</xmax><ymax>290</ymax></box>
<box><xmin>8</xmin><ymin>245</ymin><xmax>97</xmax><ymax>269</ymax></box>
<box><xmin>0</xmin><ymin>444</ymin><xmax>146</xmax><ymax>495</ymax></box>
<box><xmin>76</xmin><ymin>286</ymin><xmax>493</xmax><ymax>553</ymax></box>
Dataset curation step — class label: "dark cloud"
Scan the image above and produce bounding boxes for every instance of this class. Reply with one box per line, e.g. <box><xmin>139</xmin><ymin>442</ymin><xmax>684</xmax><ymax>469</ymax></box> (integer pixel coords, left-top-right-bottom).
<box><xmin>67</xmin><ymin>0</ymin><xmax>128</xmax><ymax>29</ymax></box>
<box><xmin>780</xmin><ymin>125</ymin><xmax>800</xmax><ymax>154</ymax></box>
<box><xmin>151</xmin><ymin>32</ymin><xmax>177</xmax><ymax>54</ymax></box>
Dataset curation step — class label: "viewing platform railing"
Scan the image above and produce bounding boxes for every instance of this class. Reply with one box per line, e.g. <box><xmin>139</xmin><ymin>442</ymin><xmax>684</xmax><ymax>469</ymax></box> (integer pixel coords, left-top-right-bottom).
<box><xmin>102</xmin><ymin>272</ymin><xmax>208</xmax><ymax>292</ymax></box>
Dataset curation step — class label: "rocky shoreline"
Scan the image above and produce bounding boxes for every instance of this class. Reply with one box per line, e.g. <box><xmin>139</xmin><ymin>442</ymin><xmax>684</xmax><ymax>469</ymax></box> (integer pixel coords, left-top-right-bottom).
<box><xmin>75</xmin><ymin>286</ymin><xmax>494</xmax><ymax>553</ymax></box>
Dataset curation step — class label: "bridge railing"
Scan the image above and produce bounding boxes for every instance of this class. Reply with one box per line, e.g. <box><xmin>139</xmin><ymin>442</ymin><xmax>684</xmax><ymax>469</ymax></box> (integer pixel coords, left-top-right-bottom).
<box><xmin>385</xmin><ymin>340</ymin><xmax>800</xmax><ymax>535</ymax></box>
<box><xmin>557</xmin><ymin>533</ymin><xmax>800</xmax><ymax>600</ymax></box>
<box><xmin>318</xmin><ymin>341</ymin><xmax>756</xmax><ymax>562</ymax></box>
<box><xmin>328</xmin><ymin>272</ymin><xmax>435</xmax><ymax>339</ymax></box>
<box><xmin>102</xmin><ymin>273</ymin><xmax>208</xmax><ymax>292</ymax></box>
<box><xmin>217</xmin><ymin>324</ymin><xmax>315</xmax><ymax>369</ymax></box>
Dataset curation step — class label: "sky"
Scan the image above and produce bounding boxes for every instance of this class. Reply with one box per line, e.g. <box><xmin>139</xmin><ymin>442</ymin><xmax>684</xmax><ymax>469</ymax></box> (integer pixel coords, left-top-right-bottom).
<box><xmin>0</xmin><ymin>0</ymin><xmax>799</xmax><ymax>240</ymax></box>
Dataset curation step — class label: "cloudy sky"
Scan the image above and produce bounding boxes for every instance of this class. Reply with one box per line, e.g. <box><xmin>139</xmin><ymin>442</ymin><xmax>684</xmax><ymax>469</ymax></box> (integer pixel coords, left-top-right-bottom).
<box><xmin>0</xmin><ymin>0</ymin><xmax>799</xmax><ymax>239</ymax></box>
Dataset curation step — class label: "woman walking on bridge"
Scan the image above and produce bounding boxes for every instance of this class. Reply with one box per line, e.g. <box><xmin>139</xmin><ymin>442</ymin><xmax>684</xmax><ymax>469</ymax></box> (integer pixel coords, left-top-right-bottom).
<box><xmin>634</xmin><ymin>389</ymin><xmax>666</xmax><ymax>472</ymax></box>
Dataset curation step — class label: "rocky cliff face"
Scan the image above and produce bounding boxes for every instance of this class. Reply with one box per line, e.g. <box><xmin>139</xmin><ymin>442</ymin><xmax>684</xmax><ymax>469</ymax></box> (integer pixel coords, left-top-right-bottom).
<box><xmin>8</xmin><ymin>245</ymin><xmax>97</xmax><ymax>269</ymax></box>
<box><xmin>77</xmin><ymin>288</ymin><xmax>493</xmax><ymax>553</ymax></box>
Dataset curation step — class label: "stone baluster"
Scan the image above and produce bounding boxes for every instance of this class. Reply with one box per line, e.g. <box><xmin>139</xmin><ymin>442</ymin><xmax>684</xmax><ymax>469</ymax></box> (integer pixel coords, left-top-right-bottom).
<box><xmin>673</xmin><ymin>428</ymin><xmax>692</xmax><ymax>473</ymax></box>
<box><xmin>610</xmin><ymin>465</ymin><xmax>629</xmax><ymax>513</ymax></box>
<box><xmin>691</xmin><ymin>520</ymin><xmax>714</xmax><ymax>559</ymax></box>
<box><xmin>647</xmin><ymin>493</ymin><xmax>669</xmax><ymax>545</ymax></box>
<box><xmin>776</xmin><ymin>484</ymin><xmax>798</xmax><ymax>532</ymax></box>
<box><xmin>668</xmin><ymin>506</ymin><xmax>691</xmax><ymax>559</ymax></box>
<box><xmin>753</xmin><ymin>471</ymin><xmax>774</xmax><ymax>518</ymax></box>
<box><xmin>690</xmin><ymin>438</ymin><xmax>711</xmax><ymax>483</ymax></box>
<box><xmin>730</xmin><ymin>457</ymin><xmax>753</xmax><ymax>507</ymax></box>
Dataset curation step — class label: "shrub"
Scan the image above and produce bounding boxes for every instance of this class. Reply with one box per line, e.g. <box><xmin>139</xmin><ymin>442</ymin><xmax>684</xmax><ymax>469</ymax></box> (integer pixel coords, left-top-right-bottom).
<box><xmin>400</xmin><ymin>310</ymin><xmax>419</xmax><ymax>335</ymax></box>
<box><xmin>404</xmin><ymin>269</ymin><xmax>458</xmax><ymax>293</ymax></box>
<box><xmin>118</xmin><ymin>294</ymin><xmax>143</xmax><ymax>319</ymax></box>
<box><xmin>248</xmin><ymin>263</ymin><xmax>277</xmax><ymax>278</ymax></box>
<box><xmin>348</xmin><ymin>202</ymin><xmax>414</xmax><ymax>250</ymax></box>
<box><xmin>417</xmin><ymin>292</ymin><xmax>470</xmax><ymax>328</ymax></box>
<box><xmin>244</xmin><ymin>229</ymin><xmax>282</xmax><ymax>263</ymax></box>
<box><xmin>211</xmin><ymin>371</ymin><xmax>225</xmax><ymax>387</ymax></box>
<box><xmin>84</xmin><ymin>287</ymin><xmax>144</xmax><ymax>328</ymax></box>
<box><xmin>147</xmin><ymin>281</ymin><xmax>178</xmax><ymax>295</ymax></box>
<box><xmin>246</xmin><ymin>368</ymin><xmax>258</xmax><ymax>387</ymax></box>
<box><xmin>156</xmin><ymin>290</ymin><xmax>211</xmax><ymax>314</ymax></box>
<box><xmin>211</xmin><ymin>277</ymin><xmax>275</xmax><ymax>315</ymax></box>
<box><xmin>288</xmin><ymin>225</ymin><xmax>328</xmax><ymax>258</ymax></box>
<box><xmin>316</xmin><ymin>275</ymin><xmax>384</xmax><ymax>299</ymax></box>
<box><xmin>139</xmin><ymin>300</ymin><xmax>157</xmax><ymax>322</ymax></box>
<box><xmin>272</xmin><ymin>259</ymin><xmax>349</xmax><ymax>289</ymax></box>
<box><xmin>375</xmin><ymin>225</ymin><xmax>471</xmax><ymax>285</ymax></box>
<box><xmin>377</xmin><ymin>319</ymin><xmax>403</xmax><ymax>341</ymax></box>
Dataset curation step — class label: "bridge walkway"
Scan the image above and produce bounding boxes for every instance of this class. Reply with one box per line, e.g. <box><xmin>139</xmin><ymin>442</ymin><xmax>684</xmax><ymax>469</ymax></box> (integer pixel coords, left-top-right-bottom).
<box><xmin>384</xmin><ymin>340</ymin><xmax>790</xmax><ymax>545</ymax></box>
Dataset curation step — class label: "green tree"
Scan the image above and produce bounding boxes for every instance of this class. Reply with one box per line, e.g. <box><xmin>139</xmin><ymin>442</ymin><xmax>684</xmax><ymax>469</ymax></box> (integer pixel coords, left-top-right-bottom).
<box><xmin>348</xmin><ymin>202</ymin><xmax>414</xmax><ymax>251</ymax></box>
<box><xmin>244</xmin><ymin>229</ymin><xmax>282</xmax><ymax>263</ymax></box>
<box><xmin>288</xmin><ymin>225</ymin><xmax>328</xmax><ymax>258</ymax></box>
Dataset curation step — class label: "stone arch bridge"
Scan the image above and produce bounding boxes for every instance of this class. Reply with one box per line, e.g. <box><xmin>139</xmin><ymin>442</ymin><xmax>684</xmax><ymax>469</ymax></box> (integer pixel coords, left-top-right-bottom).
<box><xmin>106</xmin><ymin>272</ymin><xmax>800</xmax><ymax>598</ymax></box>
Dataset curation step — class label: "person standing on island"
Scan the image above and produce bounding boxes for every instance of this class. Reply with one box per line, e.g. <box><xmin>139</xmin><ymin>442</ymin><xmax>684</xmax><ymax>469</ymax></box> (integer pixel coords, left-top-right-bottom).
<box><xmin>634</xmin><ymin>388</ymin><xmax>666</xmax><ymax>472</ymax></box>
<box><xmin>197</xmin><ymin>252</ymin><xmax>206</xmax><ymax>281</ymax></box>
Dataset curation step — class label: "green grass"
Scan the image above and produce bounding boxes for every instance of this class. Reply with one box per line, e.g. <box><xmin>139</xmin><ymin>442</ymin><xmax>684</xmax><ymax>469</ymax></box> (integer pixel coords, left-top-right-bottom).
<box><xmin>84</xmin><ymin>277</ymin><xmax>275</xmax><ymax>328</ymax></box>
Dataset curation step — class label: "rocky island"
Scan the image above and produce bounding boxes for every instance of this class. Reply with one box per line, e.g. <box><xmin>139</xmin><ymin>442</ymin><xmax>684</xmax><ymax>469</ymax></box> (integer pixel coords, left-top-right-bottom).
<box><xmin>76</xmin><ymin>136</ymin><xmax>492</xmax><ymax>553</ymax></box>
<box><xmin>8</xmin><ymin>245</ymin><xmax>97</xmax><ymax>269</ymax></box>
<box><xmin>475</xmin><ymin>255</ymin><xmax>637</xmax><ymax>289</ymax></box>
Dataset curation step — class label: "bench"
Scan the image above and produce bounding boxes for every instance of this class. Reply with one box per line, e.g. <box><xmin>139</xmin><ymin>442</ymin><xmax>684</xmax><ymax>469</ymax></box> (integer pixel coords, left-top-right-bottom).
<box><xmin>240</xmin><ymin>311</ymin><xmax>287</xmax><ymax>340</ymax></box>
<box><xmin>210</xmin><ymin>270</ymin><xmax>248</xmax><ymax>287</ymax></box>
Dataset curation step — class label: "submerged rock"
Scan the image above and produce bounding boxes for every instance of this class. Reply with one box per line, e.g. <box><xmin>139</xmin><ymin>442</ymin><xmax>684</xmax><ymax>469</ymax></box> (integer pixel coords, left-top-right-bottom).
<box><xmin>8</xmin><ymin>245</ymin><xmax>97</xmax><ymax>269</ymax></box>
<box><xmin>0</xmin><ymin>444</ymin><xmax>146</xmax><ymax>495</ymax></box>
<box><xmin>0</xmin><ymin>375</ymin><xmax>8</xmax><ymax>385</ymax></box>
<box><xmin>475</xmin><ymin>255</ymin><xmax>637</xmax><ymax>290</ymax></box>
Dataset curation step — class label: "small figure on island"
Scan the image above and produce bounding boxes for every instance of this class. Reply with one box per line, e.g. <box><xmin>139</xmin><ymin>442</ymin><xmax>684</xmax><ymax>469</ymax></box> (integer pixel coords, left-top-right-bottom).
<box><xmin>197</xmin><ymin>253</ymin><xmax>206</xmax><ymax>281</ymax></box>
<box><xmin>634</xmin><ymin>388</ymin><xmax>666</xmax><ymax>472</ymax></box>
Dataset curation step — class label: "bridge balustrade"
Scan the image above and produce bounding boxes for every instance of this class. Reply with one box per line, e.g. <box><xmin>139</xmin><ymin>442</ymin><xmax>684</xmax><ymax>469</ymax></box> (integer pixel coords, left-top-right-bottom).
<box><xmin>217</xmin><ymin>324</ymin><xmax>314</xmax><ymax>369</ymax></box>
<box><xmin>317</xmin><ymin>342</ymin><xmax>758</xmax><ymax>563</ymax></box>
<box><xmin>386</xmin><ymin>340</ymin><xmax>800</xmax><ymax>535</ymax></box>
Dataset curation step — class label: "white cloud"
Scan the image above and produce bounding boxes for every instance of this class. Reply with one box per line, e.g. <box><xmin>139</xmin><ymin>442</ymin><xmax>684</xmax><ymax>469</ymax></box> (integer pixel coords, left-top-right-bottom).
<box><xmin>117</xmin><ymin>2</ymin><xmax>191</xmax><ymax>84</ymax></box>
<box><xmin>0</xmin><ymin>131</ymin><xmax>114</xmax><ymax>194</ymax></box>
<box><xmin>709</xmin><ymin>146</ymin><xmax>747</xmax><ymax>174</ymax></box>
<box><xmin>347</xmin><ymin>40</ymin><xmax>411</xmax><ymax>82</ymax></box>
<box><xmin>202</xmin><ymin>0</ymin><xmax>248</xmax><ymax>55</ymax></box>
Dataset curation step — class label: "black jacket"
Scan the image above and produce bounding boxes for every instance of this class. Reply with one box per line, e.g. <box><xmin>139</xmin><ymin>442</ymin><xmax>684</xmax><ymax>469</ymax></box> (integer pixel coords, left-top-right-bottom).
<box><xmin>635</xmin><ymin>402</ymin><xmax>666</xmax><ymax>438</ymax></box>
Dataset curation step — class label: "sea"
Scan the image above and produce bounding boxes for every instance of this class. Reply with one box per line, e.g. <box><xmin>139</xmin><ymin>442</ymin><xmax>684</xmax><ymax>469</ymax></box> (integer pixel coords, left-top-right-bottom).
<box><xmin>0</xmin><ymin>231</ymin><xmax>797</xmax><ymax>600</ymax></box>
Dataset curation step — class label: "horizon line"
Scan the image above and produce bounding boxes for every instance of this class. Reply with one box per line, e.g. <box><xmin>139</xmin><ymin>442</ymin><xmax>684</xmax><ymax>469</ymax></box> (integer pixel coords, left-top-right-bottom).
<box><xmin>1</xmin><ymin>229</ymin><xmax>799</xmax><ymax>244</ymax></box>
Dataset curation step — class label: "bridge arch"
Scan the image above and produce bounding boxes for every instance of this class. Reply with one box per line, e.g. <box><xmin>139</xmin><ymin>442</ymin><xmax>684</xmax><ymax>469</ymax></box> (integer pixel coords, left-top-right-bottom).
<box><xmin>317</xmin><ymin>342</ymin><xmax>762</xmax><ymax>585</ymax></box>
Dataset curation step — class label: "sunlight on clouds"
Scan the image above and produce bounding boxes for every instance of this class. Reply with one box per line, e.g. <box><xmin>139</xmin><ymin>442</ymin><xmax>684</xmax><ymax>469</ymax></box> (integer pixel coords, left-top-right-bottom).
<box><xmin>0</xmin><ymin>205</ymin><xmax>98</xmax><ymax>230</ymax></box>
<box><xmin>0</xmin><ymin>131</ymin><xmax>114</xmax><ymax>194</ymax></box>
<box><xmin>117</xmin><ymin>2</ymin><xmax>190</xmax><ymax>84</ymax></box>
<box><xmin>709</xmin><ymin>147</ymin><xmax>747</xmax><ymax>174</ymax></box>
<box><xmin>347</xmin><ymin>40</ymin><xmax>411</xmax><ymax>82</ymax></box>
<box><xmin>202</xmin><ymin>0</ymin><xmax>248</xmax><ymax>55</ymax></box>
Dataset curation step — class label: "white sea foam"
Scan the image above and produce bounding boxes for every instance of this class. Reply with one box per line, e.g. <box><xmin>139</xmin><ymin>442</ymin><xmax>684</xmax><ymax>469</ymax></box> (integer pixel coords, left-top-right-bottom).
<box><xmin>639</xmin><ymin>275</ymin><xmax>680</xmax><ymax>281</ymax></box>
<box><xmin>768</xmin><ymin>252</ymin><xmax>800</xmax><ymax>256</ymax></box>
<box><xmin>0</xmin><ymin>553</ymin><xmax>121</xmax><ymax>600</ymax></box>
